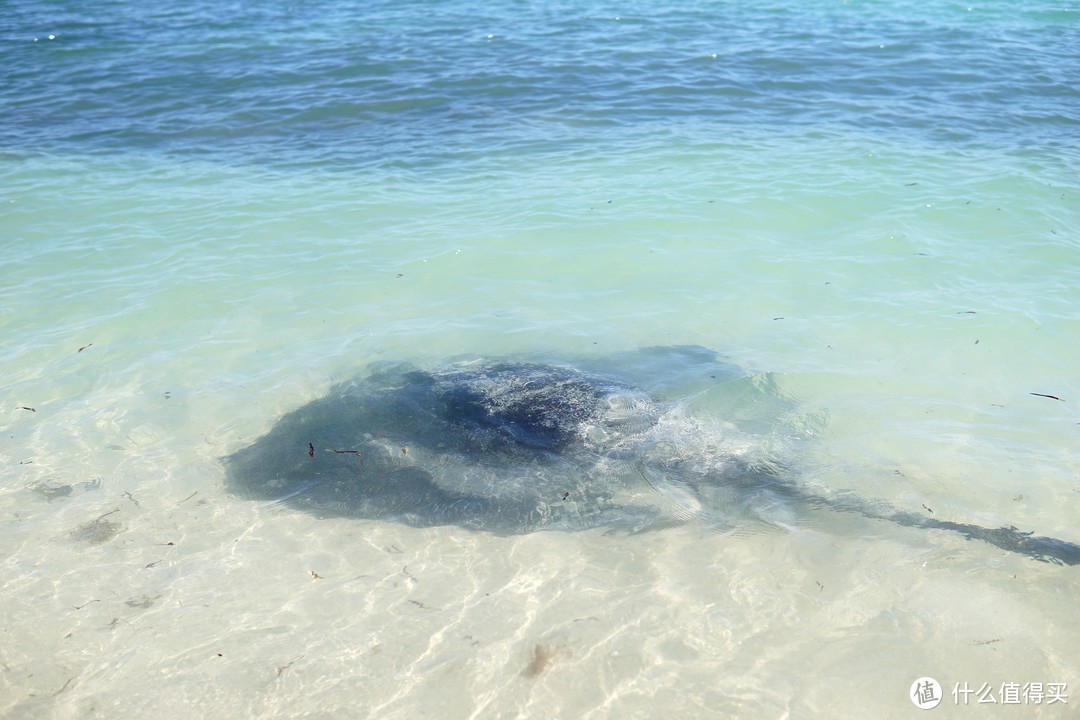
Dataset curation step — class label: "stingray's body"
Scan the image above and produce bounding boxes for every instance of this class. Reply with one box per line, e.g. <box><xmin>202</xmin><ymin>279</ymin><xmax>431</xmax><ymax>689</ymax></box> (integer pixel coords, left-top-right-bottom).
<box><xmin>225</xmin><ymin>346</ymin><xmax>1080</xmax><ymax>565</ymax></box>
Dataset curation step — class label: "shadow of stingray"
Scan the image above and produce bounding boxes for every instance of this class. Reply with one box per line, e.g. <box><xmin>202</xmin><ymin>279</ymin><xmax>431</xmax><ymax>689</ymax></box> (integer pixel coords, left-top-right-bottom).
<box><xmin>223</xmin><ymin>345</ymin><xmax>1080</xmax><ymax>564</ymax></box>
<box><xmin>225</xmin><ymin>346</ymin><xmax>745</xmax><ymax>533</ymax></box>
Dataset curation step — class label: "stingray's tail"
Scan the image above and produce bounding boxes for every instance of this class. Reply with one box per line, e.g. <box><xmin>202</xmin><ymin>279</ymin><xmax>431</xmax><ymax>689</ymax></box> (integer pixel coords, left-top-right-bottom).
<box><xmin>784</xmin><ymin>483</ymin><xmax>1080</xmax><ymax>565</ymax></box>
<box><xmin>880</xmin><ymin>509</ymin><xmax>1080</xmax><ymax>566</ymax></box>
<box><xmin>648</xmin><ymin>458</ymin><xmax>1080</xmax><ymax>565</ymax></box>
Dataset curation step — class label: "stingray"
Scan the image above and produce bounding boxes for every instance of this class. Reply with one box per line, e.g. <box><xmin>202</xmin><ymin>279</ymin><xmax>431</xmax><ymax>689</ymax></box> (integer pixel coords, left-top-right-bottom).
<box><xmin>224</xmin><ymin>346</ymin><xmax>1080</xmax><ymax>565</ymax></box>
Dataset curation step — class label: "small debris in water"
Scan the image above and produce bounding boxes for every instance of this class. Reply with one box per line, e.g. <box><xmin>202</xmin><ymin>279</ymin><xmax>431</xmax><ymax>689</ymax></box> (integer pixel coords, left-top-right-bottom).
<box><xmin>18</xmin><ymin>406</ymin><xmax>36</xmax><ymax>412</ymax></box>
<box><xmin>276</xmin><ymin>655</ymin><xmax>303</xmax><ymax>677</ymax></box>
<box><xmin>408</xmin><ymin>599</ymin><xmax>437</xmax><ymax>610</ymax></box>
<box><xmin>1029</xmin><ymin>393</ymin><xmax>1064</xmax><ymax>402</ymax></box>
<box><xmin>125</xmin><ymin>594</ymin><xmax>159</xmax><ymax>609</ymax></box>
<box><xmin>922</xmin><ymin>504</ymin><xmax>934</xmax><ymax>514</ymax></box>
<box><xmin>71</xmin><ymin>508</ymin><xmax>123</xmax><ymax>545</ymax></box>
<box><xmin>522</xmin><ymin>644</ymin><xmax>563</xmax><ymax>678</ymax></box>
<box><xmin>310</xmin><ymin>571</ymin><xmax>323</xmax><ymax>580</ymax></box>
<box><xmin>77</xmin><ymin>343</ymin><xmax>93</xmax><ymax>353</ymax></box>
<box><xmin>31</xmin><ymin>481</ymin><xmax>73</xmax><ymax>502</ymax></box>
<box><xmin>52</xmin><ymin>677</ymin><xmax>75</xmax><ymax>696</ymax></box>
<box><xmin>31</xmin><ymin>479</ymin><xmax>100</xmax><ymax>501</ymax></box>
<box><xmin>308</xmin><ymin>443</ymin><xmax>315</xmax><ymax>458</ymax></box>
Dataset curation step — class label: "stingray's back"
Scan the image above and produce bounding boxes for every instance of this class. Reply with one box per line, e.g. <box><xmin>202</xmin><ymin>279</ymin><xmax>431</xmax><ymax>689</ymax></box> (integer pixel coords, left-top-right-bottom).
<box><xmin>423</xmin><ymin>362</ymin><xmax>660</xmax><ymax>452</ymax></box>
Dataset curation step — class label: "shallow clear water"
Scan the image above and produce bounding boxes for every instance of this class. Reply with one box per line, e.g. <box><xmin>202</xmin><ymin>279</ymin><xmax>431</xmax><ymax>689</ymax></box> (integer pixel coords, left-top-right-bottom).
<box><xmin>2</xmin><ymin>1</ymin><xmax>1079</xmax><ymax>717</ymax></box>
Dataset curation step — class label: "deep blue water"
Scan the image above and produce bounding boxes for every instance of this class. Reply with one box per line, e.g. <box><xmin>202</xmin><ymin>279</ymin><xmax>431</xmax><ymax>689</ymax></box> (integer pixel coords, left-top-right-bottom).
<box><xmin>4</xmin><ymin>1</ymin><xmax>1078</xmax><ymax>170</ymax></box>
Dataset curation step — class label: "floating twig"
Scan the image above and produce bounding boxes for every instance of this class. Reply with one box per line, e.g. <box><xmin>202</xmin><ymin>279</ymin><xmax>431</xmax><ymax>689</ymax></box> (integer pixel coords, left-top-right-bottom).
<box><xmin>408</xmin><ymin>599</ymin><xmax>437</xmax><ymax>610</ymax></box>
<box><xmin>1030</xmin><ymin>393</ymin><xmax>1065</xmax><ymax>402</ymax></box>
<box><xmin>53</xmin><ymin>676</ymin><xmax>75</xmax><ymax>696</ymax></box>
<box><xmin>276</xmin><ymin>655</ymin><xmax>304</xmax><ymax>678</ymax></box>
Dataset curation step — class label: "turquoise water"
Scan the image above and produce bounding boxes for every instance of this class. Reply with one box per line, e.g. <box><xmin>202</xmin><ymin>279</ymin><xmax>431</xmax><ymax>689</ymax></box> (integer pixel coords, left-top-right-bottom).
<box><xmin>2</xmin><ymin>1</ymin><xmax>1079</xmax><ymax>717</ymax></box>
